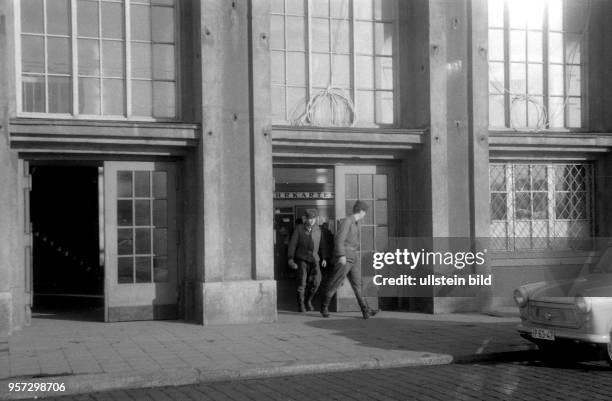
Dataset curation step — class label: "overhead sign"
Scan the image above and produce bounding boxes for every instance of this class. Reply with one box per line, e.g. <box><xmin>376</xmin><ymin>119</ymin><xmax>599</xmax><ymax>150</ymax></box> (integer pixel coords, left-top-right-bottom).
<box><xmin>274</xmin><ymin>191</ymin><xmax>334</xmax><ymax>200</ymax></box>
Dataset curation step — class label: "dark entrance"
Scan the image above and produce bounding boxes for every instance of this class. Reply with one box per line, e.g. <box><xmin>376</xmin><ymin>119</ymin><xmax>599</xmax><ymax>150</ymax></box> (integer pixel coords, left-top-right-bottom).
<box><xmin>30</xmin><ymin>165</ymin><xmax>103</xmax><ymax>320</ymax></box>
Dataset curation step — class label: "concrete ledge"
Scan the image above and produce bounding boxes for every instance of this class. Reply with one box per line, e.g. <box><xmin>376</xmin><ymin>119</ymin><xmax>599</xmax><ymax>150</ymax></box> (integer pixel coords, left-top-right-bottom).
<box><xmin>200</xmin><ymin>280</ymin><xmax>277</xmax><ymax>325</ymax></box>
<box><xmin>0</xmin><ymin>353</ymin><xmax>453</xmax><ymax>400</ymax></box>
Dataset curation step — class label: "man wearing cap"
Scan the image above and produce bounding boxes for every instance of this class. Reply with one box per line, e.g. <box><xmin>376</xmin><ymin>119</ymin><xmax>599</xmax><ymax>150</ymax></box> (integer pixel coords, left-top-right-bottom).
<box><xmin>320</xmin><ymin>201</ymin><xmax>378</xmax><ymax>319</ymax></box>
<box><xmin>288</xmin><ymin>209</ymin><xmax>327</xmax><ymax>312</ymax></box>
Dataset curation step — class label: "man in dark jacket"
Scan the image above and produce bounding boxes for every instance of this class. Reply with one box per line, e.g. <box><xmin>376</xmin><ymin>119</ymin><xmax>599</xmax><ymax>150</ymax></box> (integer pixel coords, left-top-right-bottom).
<box><xmin>320</xmin><ymin>201</ymin><xmax>378</xmax><ymax>319</ymax></box>
<box><xmin>288</xmin><ymin>209</ymin><xmax>327</xmax><ymax>312</ymax></box>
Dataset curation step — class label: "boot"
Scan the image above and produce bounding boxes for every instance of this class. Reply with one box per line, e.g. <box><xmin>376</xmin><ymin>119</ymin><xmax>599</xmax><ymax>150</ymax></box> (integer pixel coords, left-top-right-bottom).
<box><xmin>320</xmin><ymin>297</ymin><xmax>331</xmax><ymax>318</ymax></box>
<box><xmin>297</xmin><ymin>294</ymin><xmax>306</xmax><ymax>313</ymax></box>
<box><xmin>358</xmin><ymin>297</ymin><xmax>378</xmax><ymax>320</ymax></box>
<box><xmin>305</xmin><ymin>294</ymin><xmax>315</xmax><ymax>311</ymax></box>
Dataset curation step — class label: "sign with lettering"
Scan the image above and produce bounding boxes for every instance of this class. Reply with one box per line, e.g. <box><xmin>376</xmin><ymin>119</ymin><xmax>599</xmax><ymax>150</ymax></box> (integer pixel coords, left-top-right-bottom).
<box><xmin>274</xmin><ymin>191</ymin><xmax>334</xmax><ymax>200</ymax></box>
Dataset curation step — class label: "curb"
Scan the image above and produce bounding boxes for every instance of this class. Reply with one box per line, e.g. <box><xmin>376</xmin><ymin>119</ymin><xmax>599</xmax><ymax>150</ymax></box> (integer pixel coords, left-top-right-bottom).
<box><xmin>0</xmin><ymin>353</ymin><xmax>453</xmax><ymax>400</ymax></box>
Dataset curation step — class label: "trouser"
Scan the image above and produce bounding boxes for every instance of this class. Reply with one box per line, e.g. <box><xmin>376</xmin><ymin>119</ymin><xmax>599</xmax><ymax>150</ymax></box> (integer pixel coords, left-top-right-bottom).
<box><xmin>296</xmin><ymin>259</ymin><xmax>321</xmax><ymax>301</ymax></box>
<box><xmin>321</xmin><ymin>254</ymin><xmax>368</xmax><ymax>311</ymax></box>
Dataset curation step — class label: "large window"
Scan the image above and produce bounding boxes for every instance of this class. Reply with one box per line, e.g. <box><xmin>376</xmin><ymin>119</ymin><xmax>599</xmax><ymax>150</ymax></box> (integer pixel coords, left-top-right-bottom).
<box><xmin>271</xmin><ymin>0</ymin><xmax>396</xmax><ymax>127</ymax></box>
<box><xmin>19</xmin><ymin>0</ymin><xmax>177</xmax><ymax>119</ymax></box>
<box><xmin>489</xmin><ymin>163</ymin><xmax>593</xmax><ymax>251</ymax></box>
<box><xmin>488</xmin><ymin>0</ymin><xmax>587</xmax><ymax>130</ymax></box>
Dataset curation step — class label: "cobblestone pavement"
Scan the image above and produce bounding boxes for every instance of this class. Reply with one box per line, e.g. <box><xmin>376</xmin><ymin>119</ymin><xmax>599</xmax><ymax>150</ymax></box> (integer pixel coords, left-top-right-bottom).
<box><xmin>22</xmin><ymin>354</ymin><xmax>612</xmax><ymax>401</ymax></box>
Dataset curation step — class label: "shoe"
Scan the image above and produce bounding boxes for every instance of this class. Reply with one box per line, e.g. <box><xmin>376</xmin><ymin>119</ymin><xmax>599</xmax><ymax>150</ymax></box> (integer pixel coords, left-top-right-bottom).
<box><xmin>320</xmin><ymin>304</ymin><xmax>330</xmax><ymax>318</ymax></box>
<box><xmin>297</xmin><ymin>294</ymin><xmax>306</xmax><ymax>313</ymax></box>
<box><xmin>306</xmin><ymin>299</ymin><xmax>315</xmax><ymax>311</ymax></box>
<box><xmin>362</xmin><ymin>308</ymin><xmax>378</xmax><ymax>319</ymax></box>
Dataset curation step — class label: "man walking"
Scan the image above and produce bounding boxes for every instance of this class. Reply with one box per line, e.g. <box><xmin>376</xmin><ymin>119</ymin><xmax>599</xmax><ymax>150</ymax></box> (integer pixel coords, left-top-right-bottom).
<box><xmin>320</xmin><ymin>201</ymin><xmax>378</xmax><ymax>319</ymax></box>
<box><xmin>288</xmin><ymin>209</ymin><xmax>327</xmax><ymax>312</ymax></box>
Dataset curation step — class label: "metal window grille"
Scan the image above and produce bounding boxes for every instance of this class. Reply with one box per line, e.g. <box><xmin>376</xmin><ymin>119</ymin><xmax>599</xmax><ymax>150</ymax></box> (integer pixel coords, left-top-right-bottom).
<box><xmin>489</xmin><ymin>163</ymin><xmax>594</xmax><ymax>250</ymax></box>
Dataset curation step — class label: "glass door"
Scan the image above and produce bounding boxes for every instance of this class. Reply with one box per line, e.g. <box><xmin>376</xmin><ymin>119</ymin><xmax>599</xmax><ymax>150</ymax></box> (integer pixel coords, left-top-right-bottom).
<box><xmin>103</xmin><ymin>161</ymin><xmax>177</xmax><ymax>322</ymax></box>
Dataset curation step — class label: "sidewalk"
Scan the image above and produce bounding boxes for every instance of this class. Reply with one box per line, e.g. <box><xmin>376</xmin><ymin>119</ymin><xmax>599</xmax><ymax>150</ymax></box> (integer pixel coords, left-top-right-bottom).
<box><xmin>0</xmin><ymin>310</ymin><xmax>533</xmax><ymax>400</ymax></box>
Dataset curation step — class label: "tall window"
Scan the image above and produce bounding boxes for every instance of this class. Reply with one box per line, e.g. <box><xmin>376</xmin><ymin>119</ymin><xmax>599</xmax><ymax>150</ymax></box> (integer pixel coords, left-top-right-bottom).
<box><xmin>19</xmin><ymin>0</ymin><xmax>177</xmax><ymax>119</ymax></box>
<box><xmin>488</xmin><ymin>0</ymin><xmax>586</xmax><ymax>130</ymax></box>
<box><xmin>271</xmin><ymin>0</ymin><xmax>396</xmax><ymax>127</ymax></box>
<box><xmin>489</xmin><ymin>163</ymin><xmax>593</xmax><ymax>251</ymax></box>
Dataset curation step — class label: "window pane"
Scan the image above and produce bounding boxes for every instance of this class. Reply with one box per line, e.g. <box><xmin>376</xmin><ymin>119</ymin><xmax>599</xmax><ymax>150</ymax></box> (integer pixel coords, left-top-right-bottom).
<box><xmin>527</xmin><ymin>32</ymin><xmax>543</xmax><ymax>63</ymax></box>
<box><xmin>272</xmin><ymin>86</ymin><xmax>286</xmax><ymax>120</ymax></box>
<box><xmin>270</xmin><ymin>15</ymin><xmax>285</xmax><ymax>49</ymax></box>
<box><xmin>489</xmin><ymin>95</ymin><xmax>505</xmax><ymax>127</ymax></box>
<box><xmin>286</xmin><ymin>87</ymin><xmax>306</xmax><ymax>120</ymax></box>
<box><xmin>359</xmin><ymin>174</ymin><xmax>373</xmax><ymax>199</ymax></box>
<box><xmin>77</xmin><ymin>0</ymin><xmax>99</xmax><ymax>37</ymax></box>
<box><xmin>152</xmin><ymin>6</ymin><xmax>174</xmax><ymax>42</ymax></box>
<box><xmin>488</xmin><ymin>29</ymin><xmax>504</xmax><ymax>61</ymax></box>
<box><xmin>509</xmin><ymin>0</ymin><xmax>528</xmax><ymax>29</ymax></box>
<box><xmin>527</xmin><ymin>0</ymin><xmax>545</xmax><ymax>29</ymax></box>
<box><xmin>132</xmin><ymin>43</ymin><xmax>152</xmax><ymax>79</ymax></box>
<box><xmin>102</xmin><ymin>41</ymin><xmax>125</xmax><ymax>77</ymax></box>
<box><xmin>331</xmin><ymin>19</ymin><xmax>350</xmax><ymax>53</ymax></box>
<box><xmin>286</xmin><ymin>0</ymin><xmax>305</xmax><ymax>15</ymax></box>
<box><xmin>548</xmin><ymin>96</ymin><xmax>564</xmax><ymax>128</ymax></box>
<box><xmin>135</xmin><ymin>228</ymin><xmax>151</xmax><ymax>254</ymax></box>
<box><xmin>311</xmin><ymin>0</ymin><xmax>328</xmax><ymax>17</ymax></box>
<box><xmin>374</xmin><ymin>23</ymin><xmax>393</xmax><ymax>56</ymax></box>
<box><xmin>21</xmin><ymin>0</ymin><xmax>44</xmax><ymax>33</ymax></box>
<box><xmin>357</xmin><ymin>90</ymin><xmax>374</xmax><ymax>123</ymax></box>
<box><xmin>346</xmin><ymin>174</ymin><xmax>358</xmax><ymax>199</ymax></box>
<box><xmin>153</xmin><ymin>81</ymin><xmax>175</xmax><ymax>118</ymax></box>
<box><xmin>355</xmin><ymin>21</ymin><xmax>373</xmax><ymax>54</ymax></box>
<box><xmin>47</xmin><ymin>0</ymin><xmax>70</xmax><ymax>35</ymax></box>
<box><xmin>135</xmin><ymin>257</ymin><xmax>151</xmax><ymax>283</ymax></box>
<box><xmin>361</xmin><ymin>226</ymin><xmax>374</xmax><ymax>251</ymax></box>
<box><xmin>354</xmin><ymin>0</ymin><xmax>373</xmax><ymax>19</ymax></box>
<box><xmin>515</xmin><ymin>192</ymin><xmax>531</xmax><ymax>220</ymax></box>
<box><xmin>22</xmin><ymin>75</ymin><xmax>45</xmax><ymax>112</ymax></box>
<box><xmin>489</xmin><ymin>165</ymin><xmax>506</xmax><ymax>191</ymax></box>
<box><xmin>311</xmin><ymin>18</ymin><xmax>330</xmax><ymax>52</ymax></box>
<box><xmin>375</xmin><ymin>57</ymin><xmax>392</xmax><ymax>90</ymax></box>
<box><xmin>132</xmin><ymin>80</ymin><xmax>152</xmax><ymax>116</ymax></box>
<box><xmin>271</xmin><ymin>0</ymin><xmax>284</xmax><ymax>13</ymax></box>
<box><xmin>374</xmin><ymin>0</ymin><xmax>394</xmax><ymax>20</ymax></box>
<box><xmin>375</xmin><ymin>91</ymin><xmax>393</xmax><ymax>124</ymax></box>
<box><xmin>271</xmin><ymin>51</ymin><xmax>285</xmax><ymax>84</ymax></box>
<box><xmin>567</xmin><ymin>65</ymin><xmax>580</xmax><ymax>96</ymax></box>
<box><xmin>22</xmin><ymin>36</ymin><xmax>44</xmax><ymax>73</ymax></box>
<box><xmin>118</xmin><ymin>257</ymin><xmax>133</xmax><ymax>283</ymax></box>
<box><xmin>154</xmin><ymin>228</ymin><xmax>167</xmax><ymax>256</ymax></box>
<box><xmin>48</xmin><ymin>76</ymin><xmax>71</xmax><ymax>113</ymax></box>
<box><xmin>489</xmin><ymin>61</ymin><xmax>504</xmax><ymax>94</ymax></box>
<box><xmin>79</xmin><ymin>77</ymin><xmax>101</xmax><ymax>114</ymax></box>
<box><xmin>356</xmin><ymin>56</ymin><xmax>374</xmax><ymax>89</ymax></box>
<box><xmin>332</xmin><ymin>54</ymin><xmax>351</xmax><ymax>88</ymax></box>
<box><xmin>117</xmin><ymin>199</ymin><xmax>132</xmax><ymax>226</ymax></box>
<box><xmin>131</xmin><ymin>4</ymin><xmax>151</xmax><ymax>41</ymax></box>
<box><xmin>153</xmin><ymin>200</ymin><xmax>167</xmax><ymax>227</ymax></box>
<box><xmin>375</xmin><ymin>200</ymin><xmax>388</xmax><ymax>225</ymax></box>
<box><xmin>286</xmin><ymin>16</ymin><xmax>305</xmax><ymax>51</ymax></box>
<box><xmin>312</xmin><ymin>53</ymin><xmax>330</xmax><ymax>87</ymax></box>
<box><xmin>286</xmin><ymin>52</ymin><xmax>306</xmax><ymax>86</ymax></box>
<box><xmin>549</xmin><ymin>33</ymin><xmax>564</xmax><ymax>63</ymax></box>
<box><xmin>135</xmin><ymin>200</ymin><xmax>151</xmax><ymax>225</ymax></box>
<box><xmin>488</xmin><ymin>0</ymin><xmax>504</xmax><ymax>28</ymax></box>
<box><xmin>118</xmin><ymin>228</ymin><xmax>133</xmax><ymax>255</ymax></box>
<box><xmin>47</xmin><ymin>37</ymin><xmax>71</xmax><ymax>74</ymax></box>
<box><xmin>548</xmin><ymin>0</ymin><xmax>563</xmax><ymax>31</ymax></box>
<box><xmin>153</xmin><ymin>44</ymin><xmax>175</xmax><ymax>80</ymax></box>
<box><xmin>527</xmin><ymin>96</ymin><xmax>544</xmax><ymax>128</ymax></box>
<box><xmin>374</xmin><ymin>174</ymin><xmax>387</xmax><ymax>198</ymax></box>
<box><xmin>79</xmin><ymin>39</ymin><xmax>100</xmax><ymax>75</ymax></box>
<box><xmin>527</xmin><ymin>64</ymin><xmax>543</xmax><ymax>94</ymax></box>
<box><xmin>103</xmin><ymin>79</ymin><xmax>125</xmax><ymax>115</ymax></box>
<box><xmin>135</xmin><ymin>171</ymin><xmax>150</xmax><ymax>197</ymax></box>
<box><xmin>118</xmin><ymin>171</ymin><xmax>132</xmax><ymax>197</ymax></box>
<box><xmin>510</xmin><ymin>63</ymin><xmax>526</xmax><ymax>93</ymax></box>
<box><xmin>376</xmin><ymin>226</ymin><xmax>388</xmax><ymax>251</ymax></box>
<box><xmin>510</xmin><ymin>98</ymin><xmax>527</xmax><ymax>127</ymax></box>
<box><xmin>101</xmin><ymin>2</ymin><xmax>124</xmax><ymax>39</ymax></box>
<box><xmin>567</xmin><ymin>97</ymin><xmax>581</xmax><ymax>128</ymax></box>
<box><xmin>331</xmin><ymin>0</ymin><xmax>350</xmax><ymax>19</ymax></box>
<box><xmin>548</xmin><ymin>64</ymin><xmax>564</xmax><ymax>96</ymax></box>
<box><xmin>510</xmin><ymin>30</ymin><xmax>526</xmax><ymax>62</ymax></box>
<box><xmin>566</xmin><ymin>33</ymin><xmax>581</xmax><ymax>64</ymax></box>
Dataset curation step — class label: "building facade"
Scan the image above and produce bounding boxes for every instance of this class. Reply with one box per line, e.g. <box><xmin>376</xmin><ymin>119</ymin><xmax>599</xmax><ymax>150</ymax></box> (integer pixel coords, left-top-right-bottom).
<box><xmin>2</xmin><ymin>0</ymin><xmax>612</xmax><ymax>338</ymax></box>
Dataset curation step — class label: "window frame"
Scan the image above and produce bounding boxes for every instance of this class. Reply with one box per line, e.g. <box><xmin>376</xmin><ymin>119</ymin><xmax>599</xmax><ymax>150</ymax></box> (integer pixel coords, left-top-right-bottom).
<box><xmin>487</xmin><ymin>0</ymin><xmax>588</xmax><ymax>132</ymax></box>
<box><xmin>270</xmin><ymin>0</ymin><xmax>401</xmax><ymax>128</ymax></box>
<box><xmin>15</xmin><ymin>0</ymin><xmax>181</xmax><ymax>121</ymax></box>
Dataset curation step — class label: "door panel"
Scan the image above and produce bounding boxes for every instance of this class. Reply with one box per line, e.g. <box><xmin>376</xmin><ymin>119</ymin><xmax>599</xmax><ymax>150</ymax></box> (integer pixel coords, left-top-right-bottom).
<box><xmin>104</xmin><ymin>162</ymin><xmax>177</xmax><ymax>322</ymax></box>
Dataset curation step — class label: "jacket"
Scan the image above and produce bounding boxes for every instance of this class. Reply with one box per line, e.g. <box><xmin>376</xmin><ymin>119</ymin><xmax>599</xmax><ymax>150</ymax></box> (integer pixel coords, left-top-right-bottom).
<box><xmin>288</xmin><ymin>224</ymin><xmax>322</xmax><ymax>264</ymax></box>
<box><xmin>334</xmin><ymin>215</ymin><xmax>360</xmax><ymax>257</ymax></box>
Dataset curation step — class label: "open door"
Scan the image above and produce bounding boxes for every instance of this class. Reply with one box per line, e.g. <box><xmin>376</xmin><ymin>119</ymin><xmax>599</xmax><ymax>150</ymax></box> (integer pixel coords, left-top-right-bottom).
<box><xmin>104</xmin><ymin>161</ymin><xmax>178</xmax><ymax>322</ymax></box>
<box><xmin>23</xmin><ymin>161</ymin><xmax>33</xmax><ymax>324</ymax></box>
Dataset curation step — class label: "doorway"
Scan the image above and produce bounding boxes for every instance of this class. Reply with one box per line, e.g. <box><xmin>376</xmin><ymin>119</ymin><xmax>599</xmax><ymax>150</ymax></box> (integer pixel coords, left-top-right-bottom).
<box><xmin>30</xmin><ymin>165</ymin><xmax>103</xmax><ymax>321</ymax></box>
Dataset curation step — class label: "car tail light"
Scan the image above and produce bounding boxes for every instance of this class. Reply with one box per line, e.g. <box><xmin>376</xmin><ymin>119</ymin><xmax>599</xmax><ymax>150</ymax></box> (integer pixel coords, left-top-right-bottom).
<box><xmin>575</xmin><ymin>296</ymin><xmax>591</xmax><ymax>313</ymax></box>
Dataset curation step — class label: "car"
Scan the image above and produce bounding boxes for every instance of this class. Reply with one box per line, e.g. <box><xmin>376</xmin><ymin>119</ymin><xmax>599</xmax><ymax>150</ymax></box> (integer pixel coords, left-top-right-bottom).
<box><xmin>514</xmin><ymin>266</ymin><xmax>612</xmax><ymax>365</ymax></box>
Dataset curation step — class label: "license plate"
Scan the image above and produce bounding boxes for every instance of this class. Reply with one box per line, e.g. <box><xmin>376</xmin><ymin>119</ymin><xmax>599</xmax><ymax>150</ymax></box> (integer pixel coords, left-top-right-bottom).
<box><xmin>532</xmin><ymin>328</ymin><xmax>555</xmax><ymax>341</ymax></box>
